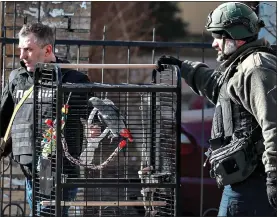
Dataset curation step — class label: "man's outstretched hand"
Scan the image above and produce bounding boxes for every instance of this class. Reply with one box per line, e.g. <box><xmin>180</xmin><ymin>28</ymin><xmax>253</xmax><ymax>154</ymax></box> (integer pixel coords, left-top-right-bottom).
<box><xmin>156</xmin><ymin>55</ymin><xmax>183</xmax><ymax>72</ymax></box>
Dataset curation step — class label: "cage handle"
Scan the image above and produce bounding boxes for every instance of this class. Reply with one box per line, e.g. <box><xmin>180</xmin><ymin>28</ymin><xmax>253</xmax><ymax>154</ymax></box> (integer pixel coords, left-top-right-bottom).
<box><xmin>50</xmin><ymin>63</ymin><xmax>157</xmax><ymax>69</ymax></box>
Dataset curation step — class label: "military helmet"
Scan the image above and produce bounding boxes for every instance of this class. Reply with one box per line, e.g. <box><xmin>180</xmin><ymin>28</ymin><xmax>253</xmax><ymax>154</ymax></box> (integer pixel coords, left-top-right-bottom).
<box><xmin>206</xmin><ymin>2</ymin><xmax>265</xmax><ymax>40</ymax></box>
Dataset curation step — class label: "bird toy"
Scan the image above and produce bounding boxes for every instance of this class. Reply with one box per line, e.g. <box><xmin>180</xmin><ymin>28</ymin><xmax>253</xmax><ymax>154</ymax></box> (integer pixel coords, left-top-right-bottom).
<box><xmin>41</xmin><ymin>104</ymin><xmax>69</xmax><ymax>158</ymax></box>
<box><xmin>38</xmin><ymin>95</ymin><xmax>134</xmax><ymax>171</ymax></box>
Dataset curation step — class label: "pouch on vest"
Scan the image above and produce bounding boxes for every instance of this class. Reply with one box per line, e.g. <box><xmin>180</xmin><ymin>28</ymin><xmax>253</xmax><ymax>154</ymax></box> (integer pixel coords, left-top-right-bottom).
<box><xmin>38</xmin><ymin>157</ymin><xmax>54</xmax><ymax>195</ymax></box>
<box><xmin>208</xmin><ymin>136</ymin><xmax>259</xmax><ymax>187</ymax></box>
<box><xmin>205</xmin><ymin>77</ymin><xmax>262</xmax><ymax>187</ymax></box>
<box><xmin>38</xmin><ymin>157</ymin><xmax>71</xmax><ymax>196</ymax></box>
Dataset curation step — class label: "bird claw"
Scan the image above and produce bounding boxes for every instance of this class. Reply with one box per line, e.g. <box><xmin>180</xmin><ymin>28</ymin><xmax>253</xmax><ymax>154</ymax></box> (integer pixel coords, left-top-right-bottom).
<box><xmin>107</xmin><ymin>134</ymin><xmax>114</xmax><ymax>143</ymax></box>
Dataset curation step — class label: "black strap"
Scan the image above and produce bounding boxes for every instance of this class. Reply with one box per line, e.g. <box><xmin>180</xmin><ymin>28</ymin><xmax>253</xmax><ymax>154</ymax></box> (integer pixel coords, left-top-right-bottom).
<box><xmin>220</xmin><ymin>65</ymin><xmax>237</xmax><ymax>138</ymax></box>
<box><xmin>247</xmin><ymin>125</ymin><xmax>263</xmax><ymax>143</ymax></box>
<box><xmin>19</xmin><ymin>164</ymin><xmax>32</xmax><ymax>179</ymax></box>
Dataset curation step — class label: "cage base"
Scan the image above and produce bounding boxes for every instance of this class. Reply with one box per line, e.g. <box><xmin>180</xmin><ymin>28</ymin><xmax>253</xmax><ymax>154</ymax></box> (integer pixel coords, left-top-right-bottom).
<box><xmin>40</xmin><ymin>201</ymin><xmax>167</xmax><ymax>207</ymax></box>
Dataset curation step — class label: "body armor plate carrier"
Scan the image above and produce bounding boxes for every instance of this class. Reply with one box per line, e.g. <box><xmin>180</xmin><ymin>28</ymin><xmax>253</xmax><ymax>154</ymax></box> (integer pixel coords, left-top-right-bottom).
<box><xmin>205</xmin><ymin>46</ymin><xmax>276</xmax><ymax>187</ymax></box>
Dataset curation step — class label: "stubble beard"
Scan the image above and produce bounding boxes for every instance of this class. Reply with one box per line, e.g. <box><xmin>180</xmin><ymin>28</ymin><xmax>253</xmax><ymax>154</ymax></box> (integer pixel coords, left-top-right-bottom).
<box><xmin>216</xmin><ymin>39</ymin><xmax>238</xmax><ymax>62</ymax></box>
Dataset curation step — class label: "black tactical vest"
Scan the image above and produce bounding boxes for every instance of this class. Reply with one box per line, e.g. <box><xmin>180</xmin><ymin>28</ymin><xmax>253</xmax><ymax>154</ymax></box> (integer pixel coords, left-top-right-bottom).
<box><xmin>209</xmin><ymin>46</ymin><xmax>276</xmax><ymax>151</ymax></box>
<box><xmin>209</xmin><ymin>67</ymin><xmax>261</xmax><ymax>150</ymax></box>
<box><xmin>10</xmin><ymin>59</ymin><xmax>88</xmax><ymax>166</ymax></box>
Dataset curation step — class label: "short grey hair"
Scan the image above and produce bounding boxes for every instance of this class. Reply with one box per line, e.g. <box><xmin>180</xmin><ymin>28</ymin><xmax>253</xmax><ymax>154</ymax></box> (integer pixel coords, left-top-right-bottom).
<box><xmin>18</xmin><ymin>22</ymin><xmax>55</xmax><ymax>47</ymax></box>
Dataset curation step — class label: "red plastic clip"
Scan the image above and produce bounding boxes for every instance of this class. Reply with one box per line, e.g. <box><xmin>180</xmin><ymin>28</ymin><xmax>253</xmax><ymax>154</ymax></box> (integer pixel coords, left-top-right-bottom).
<box><xmin>45</xmin><ymin>119</ymin><xmax>53</xmax><ymax>127</ymax></box>
<box><xmin>120</xmin><ymin>129</ymin><xmax>133</xmax><ymax>142</ymax></box>
<box><xmin>118</xmin><ymin>140</ymin><xmax>127</xmax><ymax>149</ymax></box>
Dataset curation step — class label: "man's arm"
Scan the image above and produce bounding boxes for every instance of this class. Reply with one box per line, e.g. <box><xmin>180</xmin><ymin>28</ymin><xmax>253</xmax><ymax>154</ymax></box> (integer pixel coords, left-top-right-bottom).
<box><xmin>181</xmin><ymin>60</ymin><xmax>223</xmax><ymax>105</ymax></box>
<box><xmin>62</xmin><ymin>71</ymin><xmax>91</xmax><ymax>157</ymax></box>
<box><xmin>0</xmin><ymin>79</ymin><xmax>15</xmax><ymax>157</ymax></box>
<box><xmin>156</xmin><ymin>56</ymin><xmax>223</xmax><ymax>105</ymax></box>
<box><xmin>0</xmin><ymin>81</ymin><xmax>14</xmax><ymax>137</ymax></box>
<box><xmin>227</xmin><ymin>66</ymin><xmax>277</xmax><ymax>173</ymax></box>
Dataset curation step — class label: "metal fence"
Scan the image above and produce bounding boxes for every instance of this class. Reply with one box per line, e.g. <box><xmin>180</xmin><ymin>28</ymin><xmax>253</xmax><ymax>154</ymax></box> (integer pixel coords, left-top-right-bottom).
<box><xmin>0</xmin><ymin>37</ymin><xmax>214</xmax><ymax>217</ymax></box>
<box><xmin>0</xmin><ymin>1</ymin><xmax>218</xmax><ymax>217</ymax></box>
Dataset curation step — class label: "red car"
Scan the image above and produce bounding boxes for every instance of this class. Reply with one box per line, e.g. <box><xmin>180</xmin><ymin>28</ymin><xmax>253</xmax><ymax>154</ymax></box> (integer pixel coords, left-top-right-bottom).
<box><xmin>180</xmin><ymin>107</ymin><xmax>222</xmax><ymax>216</ymax></box>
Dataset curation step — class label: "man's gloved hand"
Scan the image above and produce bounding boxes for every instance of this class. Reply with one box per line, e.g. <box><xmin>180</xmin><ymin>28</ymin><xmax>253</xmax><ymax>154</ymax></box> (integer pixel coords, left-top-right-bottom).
<box><xmin>156</xmin><ymin>55</ymin><xmax>183</xmax><ymax>72</ymax></box>
<box><xmin>266</xmin><ymin>171</ymin><xmax>277</xmax><ymax>209</ymax></box>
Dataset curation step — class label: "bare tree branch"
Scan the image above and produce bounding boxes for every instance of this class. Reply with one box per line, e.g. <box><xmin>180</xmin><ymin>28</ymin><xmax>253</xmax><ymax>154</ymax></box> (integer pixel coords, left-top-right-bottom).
<box><xmin>89</xmin><ymin>2</ymin><xmax>154</xmax><ymax>84</ymax></box>
<box><xmin>258</xmin><ymin>3</ymin><xmax>277</xmax><ymax>42</ymax></box>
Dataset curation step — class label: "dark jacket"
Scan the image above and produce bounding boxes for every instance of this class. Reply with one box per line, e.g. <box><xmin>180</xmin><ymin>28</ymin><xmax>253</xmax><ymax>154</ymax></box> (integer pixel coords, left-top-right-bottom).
<box><xmin>0</xmin><ymin>57</ymin><xmax>90</xmax><ymax>173</ymax></box>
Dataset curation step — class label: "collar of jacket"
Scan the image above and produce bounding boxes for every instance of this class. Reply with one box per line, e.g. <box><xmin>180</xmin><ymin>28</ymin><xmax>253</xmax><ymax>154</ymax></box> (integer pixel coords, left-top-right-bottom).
<box><xmin>19</xmin><ymin>56</ymin><xmax>72</xmax><ymax>77</ymax></box>
<box><xmin>223</xmin><ymin>38</ymin><xmax>271</xmax><ymax>68</ymax></box>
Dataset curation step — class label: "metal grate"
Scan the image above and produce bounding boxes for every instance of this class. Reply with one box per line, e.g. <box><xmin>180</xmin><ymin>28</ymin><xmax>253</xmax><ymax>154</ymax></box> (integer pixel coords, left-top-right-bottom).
<box><xmin>31</xmin><ymin>63</ymin><xmax>181</xmax><ymax>217</ymax></box>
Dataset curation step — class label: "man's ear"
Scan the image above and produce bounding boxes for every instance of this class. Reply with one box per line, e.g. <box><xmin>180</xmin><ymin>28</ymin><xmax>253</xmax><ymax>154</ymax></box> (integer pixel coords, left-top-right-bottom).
<box><xmin>45</xmin><ymin>44</ymin><xmax>53</xmax><ymax>57</ymax></box>
<box><xmin>236</xmin><ymin>40</ymin><xmax>246</xmax><ymax>47</ymax></box>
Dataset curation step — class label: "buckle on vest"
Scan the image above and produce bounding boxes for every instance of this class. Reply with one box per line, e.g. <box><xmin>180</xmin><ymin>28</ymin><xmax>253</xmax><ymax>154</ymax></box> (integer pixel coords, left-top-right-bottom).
<box><xmin>203</xmin><ymin>148</ymin><xmax>212</xmax><ymax>167</ymax></box>
<box><xmin>208</xmin><ymin>137</ymin><xmax>223</xmax><ymax>150</ymax></box>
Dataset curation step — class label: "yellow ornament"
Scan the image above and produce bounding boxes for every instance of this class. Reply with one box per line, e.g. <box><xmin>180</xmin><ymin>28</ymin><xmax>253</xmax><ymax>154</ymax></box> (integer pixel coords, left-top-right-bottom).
<box><xmin>62</xmin><ymin>105</ymin><xmax>69</xmax><ymax>114</ymax></box>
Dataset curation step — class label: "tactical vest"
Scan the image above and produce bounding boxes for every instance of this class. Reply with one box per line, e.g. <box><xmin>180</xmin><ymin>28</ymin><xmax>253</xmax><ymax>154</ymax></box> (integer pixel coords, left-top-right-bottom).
<box><xmin>8</xmin><ymin>69</ymin><xmax>33</xmax><ymax>163</ymax></box>
<box><xmin>10</xmin><ymin>59</ymin><xmax>88</xmax><ymax>166</ymax></box>
<box><xmin>206</xmin><ymin>46</ymin><xmax>276</xmax><ymax>187</ymax></box>
<box><xmin>209</xmin><ymin>67</ymin><xmax>261</xmax><ymax>149</ymax></box>
<box><xmin>11</xmin><ymin>70</ymin><xmax>58</xmax><ymax>165</ymax></box>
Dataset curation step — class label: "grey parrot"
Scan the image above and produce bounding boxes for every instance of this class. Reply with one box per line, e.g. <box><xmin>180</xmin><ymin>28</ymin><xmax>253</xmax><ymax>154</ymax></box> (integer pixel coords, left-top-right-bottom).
<box><xmin>79</xmin><ymin>97</ymin><xmax>133</xmax><ymax>164</ymax></box>
<box><xmin>88</xmin><ymin>97</ymin><xmax>133</xmax><ymax>142</ymax></box>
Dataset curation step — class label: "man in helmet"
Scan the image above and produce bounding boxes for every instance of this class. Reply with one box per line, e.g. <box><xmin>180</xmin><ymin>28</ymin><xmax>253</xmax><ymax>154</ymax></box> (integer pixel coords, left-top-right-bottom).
<box><xmin>156</xmin><ymin>2</ymin><xmax>276</xmax><ymax>216</ymax></box>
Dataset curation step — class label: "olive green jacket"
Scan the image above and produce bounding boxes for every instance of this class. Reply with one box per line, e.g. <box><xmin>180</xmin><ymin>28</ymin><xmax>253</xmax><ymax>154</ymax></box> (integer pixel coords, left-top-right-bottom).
<box><xmin>181</xmin><ymin>38</ymin><xmax>277</xmax><ymax>173</ymax></box>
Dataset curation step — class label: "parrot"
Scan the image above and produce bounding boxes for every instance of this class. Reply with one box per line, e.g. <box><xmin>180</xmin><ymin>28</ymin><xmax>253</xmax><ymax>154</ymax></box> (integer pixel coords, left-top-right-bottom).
<box><xmin>88</xmin><ymin>97</ymin><xmax>133</xmax><ymax>143</ymax></box>
<box><xmin>79</xmin><ymin>97</ymin><xmax>133</xmax><ymax>165</ymax></box>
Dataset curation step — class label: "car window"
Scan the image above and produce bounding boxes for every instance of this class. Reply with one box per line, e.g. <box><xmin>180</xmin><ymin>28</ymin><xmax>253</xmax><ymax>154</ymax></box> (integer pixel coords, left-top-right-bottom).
<box><xmin>181</xmin><ymin>133</ymin><xmax>191</xmax><ymax>143</ymax></box>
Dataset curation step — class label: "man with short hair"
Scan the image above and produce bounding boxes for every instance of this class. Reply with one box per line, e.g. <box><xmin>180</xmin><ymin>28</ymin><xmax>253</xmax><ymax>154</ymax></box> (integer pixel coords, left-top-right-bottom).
<box><xmin>156</xmin><ymin>2</ymin><xmax>276</xmax><ymax>216</ymax></box>
<box><xmin>0</xmin><ymin>22</ymin><xmax>90</xmax><ymax>216</ymax></box>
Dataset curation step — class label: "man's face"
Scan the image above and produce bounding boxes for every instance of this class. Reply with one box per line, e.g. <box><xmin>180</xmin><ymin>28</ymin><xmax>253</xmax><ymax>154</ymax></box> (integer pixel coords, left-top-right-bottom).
<box><xmin>18</xmin><ymin>33</ymin><xmax>48</xmax><ymax>72</ymax></box>
<box><xmin>212</xmin><ymin>38</ymin><xmax>246</xmax><ymax>61</ymax></box>
<box><xmin>212</xmin><ymin>38</ymin><xmax>238</xmax><ymax>56</ymax></box>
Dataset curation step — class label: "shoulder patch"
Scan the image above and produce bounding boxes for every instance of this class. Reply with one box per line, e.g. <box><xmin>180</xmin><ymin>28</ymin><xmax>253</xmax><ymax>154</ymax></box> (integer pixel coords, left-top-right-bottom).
<box><xmin>252</xmin><ymin>52</ymin><xmax>263</xmax><ymax>67</ymax></box>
